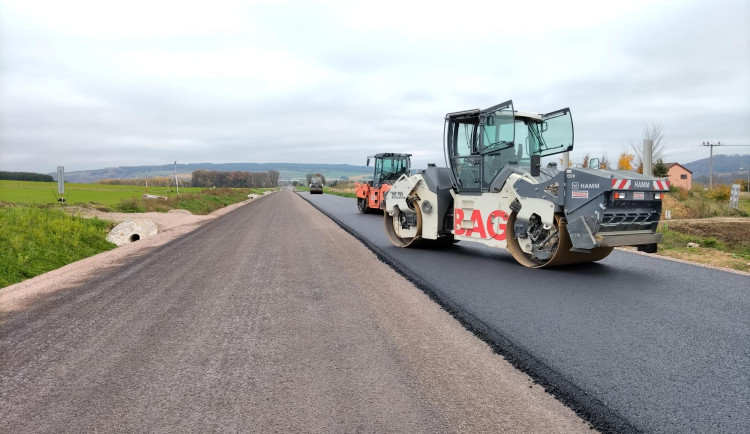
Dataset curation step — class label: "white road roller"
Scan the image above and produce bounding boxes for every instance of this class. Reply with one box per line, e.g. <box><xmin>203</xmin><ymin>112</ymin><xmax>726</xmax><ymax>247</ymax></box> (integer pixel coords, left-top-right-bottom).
<box><xmin>383</xmin><ymin>100</ymin><xmax>669</xmax><ymax>268</ymax></box>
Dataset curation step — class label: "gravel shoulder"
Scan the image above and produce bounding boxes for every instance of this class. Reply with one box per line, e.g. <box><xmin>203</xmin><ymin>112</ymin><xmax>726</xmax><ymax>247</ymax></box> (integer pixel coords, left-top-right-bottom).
<box><xmin>0</xmin><ymin>194</ymin><xmax>269</xmax><ymax>322</ymax></box>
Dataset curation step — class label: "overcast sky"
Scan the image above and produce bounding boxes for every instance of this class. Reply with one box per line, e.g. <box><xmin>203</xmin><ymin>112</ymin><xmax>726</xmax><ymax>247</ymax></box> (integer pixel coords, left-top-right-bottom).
<box><xmin>1</xmin><ymin>0</ymin><xmax>748</xmax><ymax>173</ymax></box>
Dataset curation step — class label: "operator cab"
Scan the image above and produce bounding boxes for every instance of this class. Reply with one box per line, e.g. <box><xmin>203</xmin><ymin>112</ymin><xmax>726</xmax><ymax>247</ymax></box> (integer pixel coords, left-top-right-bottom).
<box><xmin>366</xmin><ymin>153</ymin><xmax>412</xmax><ymax>187</ymax></box>
<box><xmin>444</xmin><ymin>100</ymin><xmax>574</xmax><ymax>192</ymax></box>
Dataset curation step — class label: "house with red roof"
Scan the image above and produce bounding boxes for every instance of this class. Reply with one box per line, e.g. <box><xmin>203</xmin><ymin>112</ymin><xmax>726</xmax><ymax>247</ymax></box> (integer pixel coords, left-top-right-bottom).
<box><xmin>665</xmin><ymin>163</ymin><xmax>692</xmax><ymax>190</ymax></box>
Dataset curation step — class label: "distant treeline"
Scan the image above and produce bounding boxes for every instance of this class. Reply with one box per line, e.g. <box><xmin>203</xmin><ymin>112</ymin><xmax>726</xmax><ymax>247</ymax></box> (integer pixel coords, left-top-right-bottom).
<box><xmin>0</xmin><ymin>171</ymin><xmax>54</xmax><ymax>182</ymax></box>
<box><xmin>96</xmin><ymin>177</ymin><xmax>178</xmax><ymax>186</ymax></box>
<box><xmin>191</xmin><ymin>170</ymin><xmax>280</xmax><ymax>188</ymax></box>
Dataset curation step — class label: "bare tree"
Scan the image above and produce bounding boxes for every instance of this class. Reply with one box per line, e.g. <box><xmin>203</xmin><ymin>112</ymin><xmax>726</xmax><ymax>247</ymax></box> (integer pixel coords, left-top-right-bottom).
<box><xmin>600</xmin><ymin>152</ymin><xmax>610</xmax><ymax>170</ymax></box>
<box><xmin>630</xmin><ymin>122</ymin><xmax>666</xmax><ymax>167</ymax></box>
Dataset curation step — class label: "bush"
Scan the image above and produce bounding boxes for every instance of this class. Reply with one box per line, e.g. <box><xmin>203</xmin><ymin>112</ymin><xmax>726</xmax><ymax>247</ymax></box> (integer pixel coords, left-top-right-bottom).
<box><xmin>702</xmin><ymin>237</ymin><xmax>719</xmax><ymax>248</ymax></box>
<box><xmin>116</xmin><ymin>197</ymin><xmax>145</xmax><ymax>213</ymax></box>
<box><xmin>677</xmin><ymin>187</ymin><xmax>689</xmax><ymax>200</ymax></box>
<box><xmin>706</xmin><ymin>185</ymin><xmax>731</xmax><ymax>201</ymax></box>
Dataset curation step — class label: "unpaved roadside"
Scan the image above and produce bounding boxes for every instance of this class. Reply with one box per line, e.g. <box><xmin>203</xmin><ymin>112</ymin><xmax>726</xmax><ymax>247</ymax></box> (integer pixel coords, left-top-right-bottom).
<box><xmin>652</xmin><ymin>217</ymin><xmax>750</xmax><ymax>274</ymax></box>
<box><xmin>0</xmin><ymin>193</ymin><xmax>271</xmax><ymax>321</ymax></box>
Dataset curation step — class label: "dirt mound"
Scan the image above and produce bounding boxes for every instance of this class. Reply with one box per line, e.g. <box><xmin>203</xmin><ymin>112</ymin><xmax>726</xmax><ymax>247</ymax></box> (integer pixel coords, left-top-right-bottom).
<box><xmin>666</xmin><ymin>218</ymin><xmax>750</xmax><ymax>246</ymax></box>
<box><xmin>661</xmin><ymin>195</ymin><xmax>692</xmax><ymax>219</ymax></box>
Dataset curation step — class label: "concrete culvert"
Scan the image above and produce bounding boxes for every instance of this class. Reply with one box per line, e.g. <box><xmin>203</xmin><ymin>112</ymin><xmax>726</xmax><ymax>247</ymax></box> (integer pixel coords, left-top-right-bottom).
<box><xmin>107</xmin><ymin>219</ymin><xmax>157</xmax><ymax>246</ymax></box>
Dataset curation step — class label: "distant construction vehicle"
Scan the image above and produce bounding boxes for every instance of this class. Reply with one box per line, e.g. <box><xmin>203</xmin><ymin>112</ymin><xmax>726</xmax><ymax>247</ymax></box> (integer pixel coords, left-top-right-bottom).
<box><xmin>355</xmin><ymin>153</ymin><xmax>411</xmax><ymax>213</ymax></box>
<box><xmin>383</xmin><ymin>100</ymin><xmax>669</xmax><ymax>268</ymax></box>
<box><xmin>309</xmin><ymin>177</ymin><xmax>324</xmax><ymax>194</ymax></box>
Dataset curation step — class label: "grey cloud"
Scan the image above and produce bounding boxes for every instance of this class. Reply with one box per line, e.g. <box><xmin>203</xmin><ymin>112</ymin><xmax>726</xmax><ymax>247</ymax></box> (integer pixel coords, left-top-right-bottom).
<box><xmin>1</xmin><ymin>0</ymin><xmax>748</xmax><ymax>173</ymax></box>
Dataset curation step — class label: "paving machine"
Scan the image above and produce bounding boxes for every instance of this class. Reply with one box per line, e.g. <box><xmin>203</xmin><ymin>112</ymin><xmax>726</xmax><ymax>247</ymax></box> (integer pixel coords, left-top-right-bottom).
<box><xmin>355</xmin><ymin>153</ymin><xmax>412</xmax><ymax>213</ymax></box>
<box><xmin>310</xmin><ymin>176</ymin><xmax>324</xmax><ymax>194</ymax></box>
<box><xmin>383</xmin><ymin>100</ymin><xmax>669</xmax><ymax>268</ymax></box>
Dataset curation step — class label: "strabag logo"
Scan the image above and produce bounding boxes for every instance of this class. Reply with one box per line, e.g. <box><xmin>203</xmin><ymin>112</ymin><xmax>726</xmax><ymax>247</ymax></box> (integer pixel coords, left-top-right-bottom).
<box><xmin>454</xmin><ymin>209</ymin><xmax>509</xmax><ymax>240</ymax></box>
<box><xmin>572</xmin><ymin>190</ymin><xmax>589</xmax><ymax>199</ymax></box>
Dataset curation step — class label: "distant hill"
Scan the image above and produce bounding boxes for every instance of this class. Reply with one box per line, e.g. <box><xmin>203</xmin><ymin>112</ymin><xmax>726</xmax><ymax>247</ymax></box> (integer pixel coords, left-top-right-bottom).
<box><xmin>682</xmin><ymin>154</ymin><xmax>750</xmax><ymax>184</ymax></box>
<box><xmin>51</xmin><ymin>162</ymin><xmax>372</xmax><ymax>183</ymax></box>
<box><xmin>683</xmin><ymin>154</ymin><xmax>750</xmax><ymax>175</ymax></box>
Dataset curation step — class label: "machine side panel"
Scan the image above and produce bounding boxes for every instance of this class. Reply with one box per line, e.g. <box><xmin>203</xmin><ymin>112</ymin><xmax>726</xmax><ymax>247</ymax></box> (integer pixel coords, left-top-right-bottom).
<box><xmin>452</xmin><ymin>192</ymin><xmax>512</xmax><ymax>249</ymax></box>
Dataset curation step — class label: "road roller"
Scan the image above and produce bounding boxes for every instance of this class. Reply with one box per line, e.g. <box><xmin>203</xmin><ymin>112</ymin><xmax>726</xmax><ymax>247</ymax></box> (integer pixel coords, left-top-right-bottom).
<box><xmin>383</xmin><ymin>100</ymin><xmax>669</xmax><ymax>268</ymax></box>
<box><xmin>309</xmin><ymin>177</ymin><xmax>324</xmax><ymax>194</ymax></box>
<box><xmin>355</xmin><ymin>153</ymin><xmax>412</xmax><ymax>213</ymax></box>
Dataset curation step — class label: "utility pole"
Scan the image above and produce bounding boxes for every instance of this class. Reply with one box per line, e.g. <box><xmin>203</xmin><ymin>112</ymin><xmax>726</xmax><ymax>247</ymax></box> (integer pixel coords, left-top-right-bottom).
<box><xmin>174</xmin><ymin>160</ymin><xmax>179</xmax><ymax>196</ymax></box>
<box><xmin>701</xmin><ymin>141</ymin><xmax>722</xmax><ymax>189</ymax></box>
<box><xmin>643</xmin><ymin>139</ymin><xmax>653</xmax><ymax>176</ymax></box>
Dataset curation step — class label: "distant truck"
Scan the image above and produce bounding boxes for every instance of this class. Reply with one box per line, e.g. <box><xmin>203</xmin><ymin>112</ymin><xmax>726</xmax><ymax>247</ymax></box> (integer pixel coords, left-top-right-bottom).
<box><xmin>310</xmin><ymin>177</ymin><xmax>324</xmax><ymax>194</ymax></box>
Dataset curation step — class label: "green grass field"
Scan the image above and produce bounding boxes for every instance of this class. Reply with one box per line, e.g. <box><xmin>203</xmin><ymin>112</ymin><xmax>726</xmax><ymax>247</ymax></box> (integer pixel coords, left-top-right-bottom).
<box><xmin>0</xmin><ymin>204</ymin><xmax>117</xmax><ymax>288</ymax></box>
<box><xmin>0</xmin><ymin>180</ymin><xmax>203</xmax><ymax>206</ymax></box>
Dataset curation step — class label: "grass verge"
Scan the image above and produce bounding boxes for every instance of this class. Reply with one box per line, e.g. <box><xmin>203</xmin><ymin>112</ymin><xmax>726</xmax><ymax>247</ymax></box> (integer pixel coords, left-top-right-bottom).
<box><xmin>656</xmin><ymin>224</ymin><xmax>750</xmax><ymax>272</ymax></box>
<box><xmin>663</xmin><ymin>186</ymin><xmax>749</xmax><ymax>218</ymax></box>
<box><xmin>115</xmin><ymin>188</ymin><xmax>272</xmax><ymax>214</ymax></box>
<box><xmin>0</xmin><ymin>204</ymin><xmax>117</xmax><ymax>288</ymax></box>
<box><xmin>0</xmin><ymin>180</ymin><xmax>203</xmax><ymax>206</ymax></box>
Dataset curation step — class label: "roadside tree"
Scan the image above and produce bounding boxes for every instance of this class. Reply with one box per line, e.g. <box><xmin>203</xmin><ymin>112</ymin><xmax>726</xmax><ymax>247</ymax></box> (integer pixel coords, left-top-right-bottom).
<box><xmin>653</xmin><ymin>160</ymin><xmax>669</xmax><ymax>178</ymax></box>
<box><xmin>618</xmin><ymin>153</ymin><xmax>635</xmax><ymax>171</ymax></box>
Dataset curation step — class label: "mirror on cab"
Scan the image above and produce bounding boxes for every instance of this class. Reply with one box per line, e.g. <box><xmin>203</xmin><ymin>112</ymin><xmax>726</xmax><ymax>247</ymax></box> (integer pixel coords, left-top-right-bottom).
<box><xmin>589</xmin><ymin>158</ymin><xmax>600</xmax><ymax>169</ymax></box>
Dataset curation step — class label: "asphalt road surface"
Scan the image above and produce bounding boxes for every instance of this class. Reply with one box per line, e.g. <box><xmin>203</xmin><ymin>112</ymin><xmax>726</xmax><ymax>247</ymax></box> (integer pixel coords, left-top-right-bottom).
<box><xmin>1</xmin><ymin>190</ymin><xmax>591</xmax><ymax>433</ymax></box>
<box><xmin>301</xmin><ymin>192</ymin><xmax>750</xmax><ymax>433</ymax></box>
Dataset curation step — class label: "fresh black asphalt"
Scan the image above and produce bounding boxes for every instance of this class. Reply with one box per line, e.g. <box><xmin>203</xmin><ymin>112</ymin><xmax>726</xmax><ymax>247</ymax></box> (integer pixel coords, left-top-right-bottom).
<box><xmin>300</xmin><ymin>192</ymin><xmax>750</xmax><ymax>434</ymax></box>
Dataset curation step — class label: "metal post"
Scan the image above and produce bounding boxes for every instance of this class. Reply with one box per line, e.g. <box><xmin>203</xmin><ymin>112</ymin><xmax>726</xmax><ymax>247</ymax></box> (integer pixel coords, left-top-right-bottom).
<box><xmin>643</xmin><ymin>139</ymin><xmax>653</xmax><ymax>176</ymax></box>
<box><xmin>57</xmin><ymin>166</ymin><xmax>65</xmax><ymax>202</ymax></box>
<box><xmin>174</xmin><ymin>161</ymin><xmax>179</xmax><ymax>196</ymax></box>
<box><xmin>701</xmin><ymin>141</ymin><xmax>723</xmax><ymax>189</ymax></box>
<box><xmin>563</xmin><ymin>152</ymin><xmax>570</xmax><ymax>169</ymax></box>
<box><xmin>709</xmin><ymin>145</ymin><xmax>713</xmax><ymax>189</ymax></box>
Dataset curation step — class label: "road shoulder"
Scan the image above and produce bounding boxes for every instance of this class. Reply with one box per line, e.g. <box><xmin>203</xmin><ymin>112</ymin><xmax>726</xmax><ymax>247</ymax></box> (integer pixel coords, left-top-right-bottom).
<box><xmin>0</xmin><ymin>194</ymin><xmax>272</xmax><ymax>321</ymax></box>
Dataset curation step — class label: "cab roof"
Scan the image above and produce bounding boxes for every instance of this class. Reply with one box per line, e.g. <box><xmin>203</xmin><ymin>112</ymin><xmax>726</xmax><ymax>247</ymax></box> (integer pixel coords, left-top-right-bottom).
<box><xmin>368</xmin><ymin>153</ymin><xmax>412</xmax><ymax>158</ymax></box>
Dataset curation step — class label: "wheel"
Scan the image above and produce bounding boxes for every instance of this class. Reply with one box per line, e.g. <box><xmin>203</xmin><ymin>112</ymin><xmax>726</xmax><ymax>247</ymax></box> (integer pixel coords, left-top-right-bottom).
<box><xmin>434</xmin><ymin>234</ymin><xmax>458</xmax><ymax>247</ymax></box>
<box><xmin>357</xmin><ymin>197</ymin><xmax>367</xmax><ymax>213</ymax></box>
<box><xmin>505</xmin><ymin>212</ymin><xmax>613</xmax><ymax>268</ymax></box>
<box><xmin>384</xmin><ymin>200</ymin><xmax>422</xmax><ymax>247</ymax></box>
<box><xmin>637</xmin><ymin>243</ymin><xmax>657</xmax><ymax>253</ymax></box>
